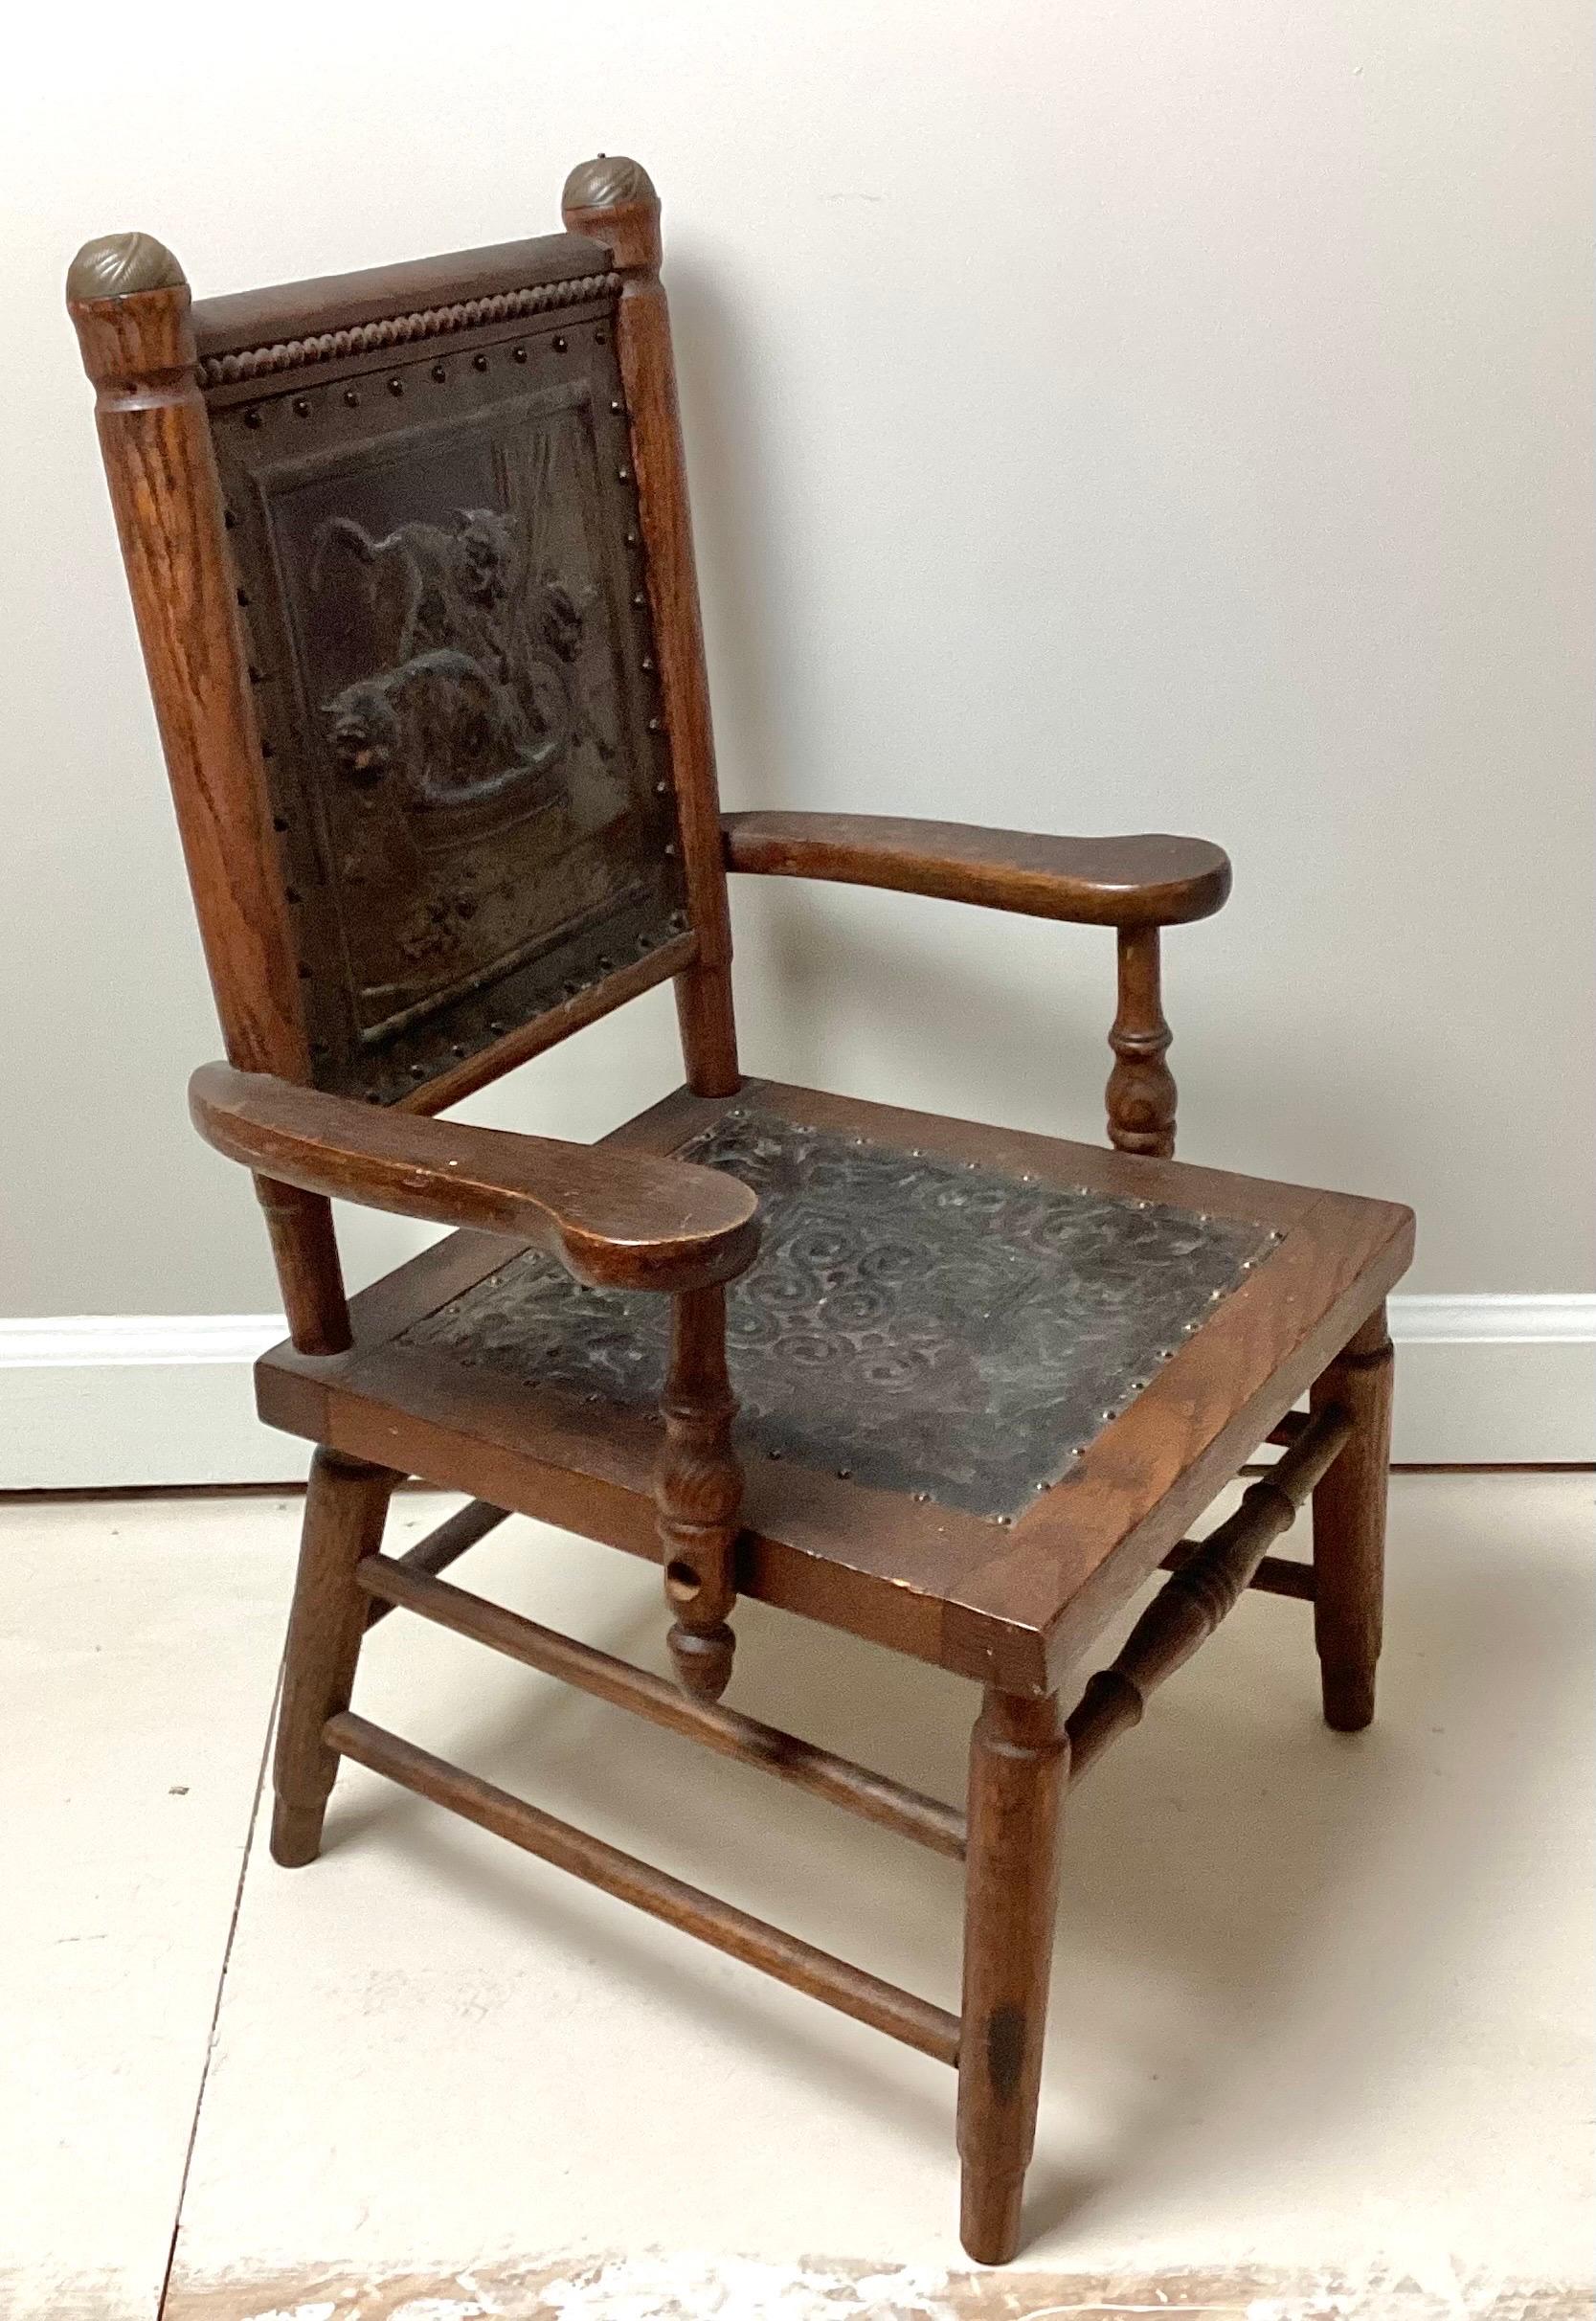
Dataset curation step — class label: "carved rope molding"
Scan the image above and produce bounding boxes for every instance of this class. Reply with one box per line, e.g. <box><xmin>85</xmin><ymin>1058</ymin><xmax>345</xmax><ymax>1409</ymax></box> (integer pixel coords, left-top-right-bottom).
<box><xmin>197</xmin><ymin>272</ymin><xmax>620</xmax><ymax>387</ymax></box>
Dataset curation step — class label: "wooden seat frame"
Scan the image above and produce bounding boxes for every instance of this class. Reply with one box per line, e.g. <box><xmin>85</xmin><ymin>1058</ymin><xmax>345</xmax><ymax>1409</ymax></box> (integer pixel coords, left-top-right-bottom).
<box><xmin>67</xmin><ymin>157</ymin><xmax>1412</xmax><ymax>2266</ymax></box>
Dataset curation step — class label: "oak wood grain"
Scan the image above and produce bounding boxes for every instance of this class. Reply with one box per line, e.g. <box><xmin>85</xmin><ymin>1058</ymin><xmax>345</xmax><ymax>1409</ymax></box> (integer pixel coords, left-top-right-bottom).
<box><xmin>722</xmin><ymin>811</ymin><xmax>1231</xmax><ymax>929</ymax></box>
<box><xmin>564</xmin><ymin>159</ymin><xmax>741</xmax><ymax>1095</ymax></box>
<box><xmin>191</xmin><ymin>1063</ymin><xmax>759</xmax><ymax>1295</ymax></box>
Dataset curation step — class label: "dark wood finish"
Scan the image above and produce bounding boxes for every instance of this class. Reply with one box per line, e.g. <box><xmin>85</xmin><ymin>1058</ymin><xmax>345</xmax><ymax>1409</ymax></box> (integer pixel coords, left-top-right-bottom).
<box><xmin>65</xmin><ymin>238</ymin><xmax>342</xmax><ymax>1347</ymax></box>
<box><xmin>1160</xmin><ymin>1540</ymin><xmax>1317</xmax><ymax>1601</ymax></box>
<box><xmin>357</xmin><ymin>1552</ymin><xmax>966</xmax><ymax>1857</ymax></box>
<box><xmin>363</xmin><ymin>1496</ymin><xmax>506</xmax><ymax>1627</ymax></box>
<box><xmin>271</xmin><ymin>1448</ymin><xmax>397</xmax><ymax>1864</ymax></box>
<box><xmin>1067</xmin><ymin>1406</ymin><xmax>1352</xmax><ymax>1781</ymax></box>
<box><xmin>1107</xmin><ymin>926</ymin><xmax>1178</xmax><ymax>1159</ymax></box>
<box><xmin>71</xmin><ymin>163</ymin><xmax>1414</xmax><ymax>2269</ymax></box>
<box><xmin>254</xmin><ymin>1075</ymin><xmax>1411</xmax><ymax>1697</ymax></box>
<box><xmin>957</xmin><ymin>1690</ymin><xmax>1068</xmax><ymax>2265</ymax></box>
<box><xmin>564</xmin><ymin>159</ymin><xmax>741</xmax><ymax>1096</ymax></box>
<box><xmin>191</xmin><ymin>1063</ymin><xmax>759</xmax><ymax>1294</ymax></box>
<box><xmin>656</xmin><ymin>1285</ymin><xmax>742</xmax><ymax>1699</ymax></box>
<box><xmin>1311</xmin><ymin>1304</ymin><xmax>1394</xmax><ymax>1729</ymax></box>
<box><xmin>722</xmin><ymin>811</ymin><xmax>1231</xmax><ymax>928</ymax></box>
<box><xmin>255</xmin><ymin>1178</ymin><xmax>351</xmax><ymax>1355</ymax></box>
<box><xmin>190</xmin><ymin>233</ymin><xmax>610</xmax><ymax>372</ymax></box>
<box><xmin>326</xmin><ymin>1710</ymin><xmax>960</xmax><ymax>2063</ymax></box>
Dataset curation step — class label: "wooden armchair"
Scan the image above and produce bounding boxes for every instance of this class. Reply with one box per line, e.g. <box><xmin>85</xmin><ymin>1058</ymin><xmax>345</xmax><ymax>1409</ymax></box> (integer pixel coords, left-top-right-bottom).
<box><xmin>68</xmin><ymin>156</ymin><xmax>1411</xmax><ymax>2265</ymax></box>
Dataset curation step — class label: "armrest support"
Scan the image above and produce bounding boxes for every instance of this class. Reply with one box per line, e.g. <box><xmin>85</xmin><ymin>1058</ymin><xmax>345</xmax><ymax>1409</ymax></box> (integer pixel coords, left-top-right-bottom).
<box><xmin>190</xmin><ymin>1064</ymin><xmax>761</xmax><ymax>1296</ymax></box>
<box><xmin>721</xmin><ymin>811</ymin><xmax>1230</xmax><ymax>929</ymax></box>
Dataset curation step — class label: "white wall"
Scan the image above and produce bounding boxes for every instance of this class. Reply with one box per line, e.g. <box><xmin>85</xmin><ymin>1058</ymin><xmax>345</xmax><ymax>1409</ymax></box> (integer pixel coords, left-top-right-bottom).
<box><xmin>1</xmin><ymin>1</ymin><xmax>1590</xmax><ymax>1476</ymax></box>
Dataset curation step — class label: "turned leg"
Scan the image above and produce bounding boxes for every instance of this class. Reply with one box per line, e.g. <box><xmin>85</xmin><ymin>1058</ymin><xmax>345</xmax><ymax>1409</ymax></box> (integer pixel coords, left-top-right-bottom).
<box><xmin>1310</xmin><ymin>1304</ymin><xmax>1394</xmax><ymax>1731</ymax></box>
<box><xmin>656</xmin><ymin>1285</ymin><xmax>742</xmax><ymax>1702</ymax></box>
<box><xmin>957</xmin><ymin>1688</ymin><xmax>1068</xmax><ymax>2265</ymax></box>
<box><xmin>271</xmin><ymin>1448</ymin><xmax>398</xmax><ymax>1866</ymax></box>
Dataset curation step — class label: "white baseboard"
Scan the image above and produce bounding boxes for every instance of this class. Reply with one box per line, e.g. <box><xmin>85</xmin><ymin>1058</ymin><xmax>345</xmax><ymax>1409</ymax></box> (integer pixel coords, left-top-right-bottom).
<box><xmin>0</xmin><ymin>1296</ymin><xmax>1590</xmax><ymax>1492</ymax></box>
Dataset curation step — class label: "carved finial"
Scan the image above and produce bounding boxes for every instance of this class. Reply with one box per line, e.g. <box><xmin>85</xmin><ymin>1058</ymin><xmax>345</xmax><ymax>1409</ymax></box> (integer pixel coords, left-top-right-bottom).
<box><xmin>67</xmin><ymin>232</ymin><xmax>186</xmax><ymax>304</ymax></box>
<box><xmin>562</xmin><ymin>154</ymin><xmax>658</xmax><ymax>213</ymax></box>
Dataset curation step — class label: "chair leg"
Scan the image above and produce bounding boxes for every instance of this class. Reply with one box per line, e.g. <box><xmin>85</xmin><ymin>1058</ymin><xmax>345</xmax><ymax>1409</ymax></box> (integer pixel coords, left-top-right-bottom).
<box><xmin>956</xmin><ymin>1687</ymin><xmax>1068</xmax><ymax>2265</ymax></box>
<box><xmin>271</xmin><ymin>1448</ymin><xmax>398</xmax><ymax>1867</ymax></box>
<box><xmin>1310</xmin><ymin>1303</ymin><xmax>1394</xmax><ymax>1732</ymax></box>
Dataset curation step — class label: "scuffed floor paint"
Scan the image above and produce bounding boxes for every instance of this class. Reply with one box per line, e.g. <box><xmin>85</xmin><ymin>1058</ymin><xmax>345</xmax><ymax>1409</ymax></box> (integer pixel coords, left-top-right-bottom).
<box><xmin>154</xmin><ymin>2253</ymin><xmax>1596</xmax><ymax>2321</ymax></box>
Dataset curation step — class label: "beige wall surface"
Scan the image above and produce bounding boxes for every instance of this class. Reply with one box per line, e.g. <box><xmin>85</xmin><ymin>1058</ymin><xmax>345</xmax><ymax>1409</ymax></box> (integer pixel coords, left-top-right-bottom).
<box><xmin>1</xmin><ymin>1</ymin><xmax>1590</xmax><ymax>1321</ymax></box>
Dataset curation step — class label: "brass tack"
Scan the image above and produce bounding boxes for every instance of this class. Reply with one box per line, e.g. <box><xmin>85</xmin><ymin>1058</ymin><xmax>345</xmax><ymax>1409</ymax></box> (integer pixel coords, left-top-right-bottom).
<box><xmin>995</xmin><ymin>1514</ymin><xmax>1013</xmax><ymax>1526</ymax></box>
<box><xmin>512</xmin><ymin>345</ymin><xmax>528</xmax><ymax>363</ymax></box>
<box><xmin>488</xmin><ymin>1019</ymin><xmax>505</xmax><ymax>1034</ymax></box>
<box><xmin>409</xmin><ymin>1063</ymin><xmax>425</xmax><ymax>1079</ymax></box>
<box><xmin>236</xmin><ymin>587</ymin><xmax>250</xmax><ymax>607</ymax></box>
<box><xmin>451</xmin><ymin>1043</ymin><xmax>466</xmax><ymax>1058</ymax></box>
<box><xmin>244</xmin><ymin>408</ymin><xmax>261</xmax><ymax>428</ymax></box>
<box><xmin>663</xmin><ymin>841</ymin><xmax>676</xmax><ymax>857</ymax></box>
<box><xmin>912</xmin><ymin>1490</ymin><xmax>933</xmax><ymax>1503</ymax></box>
<box><xmin>272</xmin><ymin>815</ymin><xmax>290</xmax><ymax>833</ymax></box>
<box><xmin>647</xmin><ymin>716</ymin><xmax>663</xmax><ymax>732</ymax></box>
<box><xmin>472</xmin><ymin>353</ymin><xmax>488</xmax><ymax>372</ymax></box>
<box><xmin>595</xmin><ymin>327</ymin><xmax>607</xmax><ymax>345</ymax></box>
<box><xmin>766</xmin><ymin>1446</ymin><xmax>782</xmax><ymax>1460</ymax></box>
<box><xmin>654</xmin><ymin>779</ymin><xmax>668</xmax><ymax>796</ymax></box>
<box><xmin>432</xmin><ymin>363</ymin><xmax>447</xmax><ymax>382</ymax></box>
<box><xmin>293</xmin><ymin>395</ymin><xmax>310</xmax><ymax>417</ymax></box>
<box><xmin>617</xmin><ymin>464</ymin><xmax>632</xmax><ymax>482</ymax></box>
<box><xmin>632</xmin><ymin>591</ymin><xmax>647</xmax><ymax>607</ymax></box>
<box><xmin>343</xmin><ymin>389</ymin><xmax>360</xmax><ymax>407</ymax></box>
<box><xmin>624</xmin><ymin>529</ymin><xmax>640</xmax><ymax>547</ymax></box>
<box><xmin>641</xmin><ymin>654</ymin><xmax>655</xmax><ymax>671</ymax></box>
<box><xmin>223</xmin><ymin>508</ymin><xmax>238</xmax><ymax>529</ymax></box>
<box><xmin>388</xmin><ymin>376</ymin><xmax>404</xmax><ymax>395</ymax></box>
<box><xmin>1209</xmin><ymin>1287</ymin><xmax>1225</xmax><ymax>1300</ymax></box>
<box><xmin>552</xmin><ymin>335</ymin><xmax>568</xmax><ymax>352</ymax></box>
<box><xmin>611</xmin><ymin>398</ymin><xmax>624</xmax><ymax>414</ymax></box>
<box><xmin>836</xmin><ymin>1467</ymin><xmax>851</xmax><ymax>1479</ymax></box>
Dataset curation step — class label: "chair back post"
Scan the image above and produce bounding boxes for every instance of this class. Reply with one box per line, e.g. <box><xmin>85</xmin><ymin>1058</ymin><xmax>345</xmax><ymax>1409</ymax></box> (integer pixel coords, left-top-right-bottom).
<box><xmin>562</xmin><ymin>158</ymin><xmax>741</xmax><ymax>1098</ymax></box>
<box><xmin>66</xmin><ymin>237</ymin><xmax>349</xmax><ymax>1352</ymax></box>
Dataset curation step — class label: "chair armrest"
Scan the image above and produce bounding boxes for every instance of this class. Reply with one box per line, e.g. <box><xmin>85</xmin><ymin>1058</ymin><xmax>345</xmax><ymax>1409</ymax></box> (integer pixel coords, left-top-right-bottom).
<box><xmin>189</xmin><ymin>1065</ymin><xmax>760</xmax><ymax>1295</ymax></box>
<box><xmin>721</xmin><ymin>811</ymin><xmax>1230</xmax><ymax>929</ymax></box>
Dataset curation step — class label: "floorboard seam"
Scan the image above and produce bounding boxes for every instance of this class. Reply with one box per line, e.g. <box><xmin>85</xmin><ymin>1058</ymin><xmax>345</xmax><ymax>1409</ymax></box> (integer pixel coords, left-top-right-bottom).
<box><xmin>154</xmin><ymin>1672</ymin><xmax>279</xmax><ymax>2321</ymax></box>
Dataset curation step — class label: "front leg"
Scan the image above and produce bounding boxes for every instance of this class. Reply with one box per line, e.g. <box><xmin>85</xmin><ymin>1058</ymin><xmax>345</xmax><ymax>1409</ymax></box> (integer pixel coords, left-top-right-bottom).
<box><xmin>956</xmin><ymin>1687</ymin><xmax>1068</xmax><ymax>2264</ymax></box>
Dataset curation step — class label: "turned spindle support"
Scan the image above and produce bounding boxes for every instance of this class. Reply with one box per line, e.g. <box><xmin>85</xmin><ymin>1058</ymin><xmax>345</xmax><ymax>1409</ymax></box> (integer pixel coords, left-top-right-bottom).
<box><xmin>1066</xmin><ymin>1403</ymin><xmax>1354</xmax><ymax>1780</ymax></box>
<box><xmin>1106</xmin><ymin>925</ymin><xmax>1177</xmax><ymax>1158</ymax></box>
<box><xmin>655</xmin><ymin>1283</ymin><xmax>742</xmax><ymax>1701</ymax></box>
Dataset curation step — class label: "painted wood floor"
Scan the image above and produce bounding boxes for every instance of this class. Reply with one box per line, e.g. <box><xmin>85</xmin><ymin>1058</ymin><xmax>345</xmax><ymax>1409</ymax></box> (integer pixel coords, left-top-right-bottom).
<box><xmin>2</xmin><ymin>1476</ymin><xmax>1590</xmax><ymax>2321</ymax></box>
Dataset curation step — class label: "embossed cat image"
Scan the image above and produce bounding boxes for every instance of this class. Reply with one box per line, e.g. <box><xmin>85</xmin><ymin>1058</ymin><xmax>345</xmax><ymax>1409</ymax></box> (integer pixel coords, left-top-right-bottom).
<box><xmin>325</xmin><ymin>648</ymin><xmax>534</xmax><ymax>808</ymax></box>
<box><xmin>312</xmin><ymin>507</ymin><xmax>517</xmax><ymax>674</ymax></box>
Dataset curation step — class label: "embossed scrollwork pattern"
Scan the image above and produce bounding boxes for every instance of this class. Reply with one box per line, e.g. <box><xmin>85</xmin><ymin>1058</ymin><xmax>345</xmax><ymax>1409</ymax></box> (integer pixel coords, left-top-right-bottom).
<box><xmin>400</xmin><ymin>1111</ymin><xmax>1275</xmax><ymax>1519</ymax></box>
